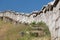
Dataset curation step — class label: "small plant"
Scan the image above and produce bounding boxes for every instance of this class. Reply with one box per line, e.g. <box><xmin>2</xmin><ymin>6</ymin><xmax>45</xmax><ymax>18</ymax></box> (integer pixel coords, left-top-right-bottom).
<box><xmin>30</xmin><ymin>21</ymin><xmax>36</xmax><ymax>26</ymax></box>
<box><xmin>31</xmin><ymin>21</ymin><xmax>36</xmax><ymax>24</ymax></box>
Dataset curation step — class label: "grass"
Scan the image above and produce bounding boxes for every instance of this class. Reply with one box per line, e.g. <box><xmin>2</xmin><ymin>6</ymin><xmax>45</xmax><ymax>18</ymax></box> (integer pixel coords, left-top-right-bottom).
<box><xmin>0</xmin><ymin>19</ymin><xmax>51</xmax><ymax>40</ymax></box>
<box><xmin>0</xmin><ymin>19</ymin><xmax>28</xmax><ymax>40</ymax></box>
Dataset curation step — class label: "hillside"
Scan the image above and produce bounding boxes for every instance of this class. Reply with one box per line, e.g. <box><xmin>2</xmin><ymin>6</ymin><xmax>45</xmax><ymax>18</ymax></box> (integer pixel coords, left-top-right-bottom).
<box><xmin>0</xmin><ymin>19</ymin><xmax>51</xmax><ymax>40</ymax></box>
<box><xmin>0</xmin><ymin>19</ymin><xmax>28</xmax><ymax>40</ymax></box>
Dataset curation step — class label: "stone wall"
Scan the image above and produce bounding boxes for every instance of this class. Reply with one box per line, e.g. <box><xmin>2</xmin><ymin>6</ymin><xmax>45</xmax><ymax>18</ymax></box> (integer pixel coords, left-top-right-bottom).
<box><xmin>0</xmin><ymin>0</ymin><xmax>60</xmax><ymax>40</ymax></box>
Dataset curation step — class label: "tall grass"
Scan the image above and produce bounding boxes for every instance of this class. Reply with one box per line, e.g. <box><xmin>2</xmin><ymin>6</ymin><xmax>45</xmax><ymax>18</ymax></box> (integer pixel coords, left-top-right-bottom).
<box><xmin>0</xmin><ymin>19</ymin><xmax>51</xmax><ymax>40</ymax></box>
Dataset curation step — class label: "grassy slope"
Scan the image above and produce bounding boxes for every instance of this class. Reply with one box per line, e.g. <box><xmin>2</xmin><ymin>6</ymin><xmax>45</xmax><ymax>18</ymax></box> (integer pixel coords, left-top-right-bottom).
<box><xmin>0</xmin><ymin>20</ymin><xmax>28</xmax><ymax>40</ymax></box>
<box><xmin>0</xmin><ymin>20</ymin><xmax>51</xmax><ymax>40</ymax></box>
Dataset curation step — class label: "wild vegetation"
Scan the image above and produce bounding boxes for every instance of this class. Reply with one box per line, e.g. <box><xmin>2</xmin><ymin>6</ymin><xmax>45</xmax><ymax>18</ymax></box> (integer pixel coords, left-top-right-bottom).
<box><xmin>0</xmin><ymin>19</ymin><xmax>51</xmax><ymax>40</ymax></box>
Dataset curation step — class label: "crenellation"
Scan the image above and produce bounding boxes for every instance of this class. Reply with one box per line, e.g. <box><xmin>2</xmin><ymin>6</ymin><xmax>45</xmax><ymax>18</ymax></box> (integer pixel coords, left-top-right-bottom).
<box><xmin>53</xmin><ymin>0</ymin><xmax>59</xmax><ymax>7</ymax></box>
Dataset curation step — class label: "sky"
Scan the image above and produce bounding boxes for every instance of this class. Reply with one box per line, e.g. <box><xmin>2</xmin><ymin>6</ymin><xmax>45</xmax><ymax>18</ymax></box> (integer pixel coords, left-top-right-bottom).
<box><xmin>0</xmin><ymin>0</ymin><xmax>53</xmax><ymax>13</ymax></box>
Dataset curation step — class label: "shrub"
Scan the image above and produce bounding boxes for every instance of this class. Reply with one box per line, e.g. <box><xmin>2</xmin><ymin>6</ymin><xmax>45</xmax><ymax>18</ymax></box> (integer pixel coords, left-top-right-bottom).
<box><xmin>30</xmin><ymin>21</ymin><xmax>36</xmax><ymax>27</ymax></box>
<box><xmin>37</xmin><ymin>21</ymin><xmax>51</xmax><ymax>36</ymax></box>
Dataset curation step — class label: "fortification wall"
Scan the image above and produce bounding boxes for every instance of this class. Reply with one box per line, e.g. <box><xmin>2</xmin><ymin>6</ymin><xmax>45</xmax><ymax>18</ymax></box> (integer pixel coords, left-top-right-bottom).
<box><xmin>0</xmin><ymin>0</ymin><xmax>60</xmax><ymax>40</ymax></box>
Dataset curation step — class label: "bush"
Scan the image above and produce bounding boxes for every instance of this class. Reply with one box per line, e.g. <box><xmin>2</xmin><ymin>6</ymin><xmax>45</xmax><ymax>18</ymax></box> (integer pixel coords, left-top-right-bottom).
<box><xmin>31</xmin><ymin>21</ymin><xmax>36</xmax><ymax>25</ymax></box>
<box><xmin>30</xmin><ymin>21</ymin><xmax>51</xmax><ymax>36</ymax></box>
<box><xmin>37</xmin><ymin>21</ymin><xmax>51</xmax><ymax>36</ymax></box>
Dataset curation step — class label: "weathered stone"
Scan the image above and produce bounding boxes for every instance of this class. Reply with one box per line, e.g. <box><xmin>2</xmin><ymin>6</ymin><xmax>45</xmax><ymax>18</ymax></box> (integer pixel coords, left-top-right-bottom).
<box><xmin>0</xmin><ymin>0</ymin><xmax>60</xmax><ymax>40</ymax></box>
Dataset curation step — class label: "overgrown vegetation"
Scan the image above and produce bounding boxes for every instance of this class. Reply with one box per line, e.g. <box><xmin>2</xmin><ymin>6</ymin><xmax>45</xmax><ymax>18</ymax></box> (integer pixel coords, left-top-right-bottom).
<box><xmin>29</xmin><ymin>21</ymin><xmax>51</xmax><ymax>40</ymax></box>
<box><xmin>0</xmin><ymin>19</ymin><xmax>51</xmax><ymax>40</ymax></box>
